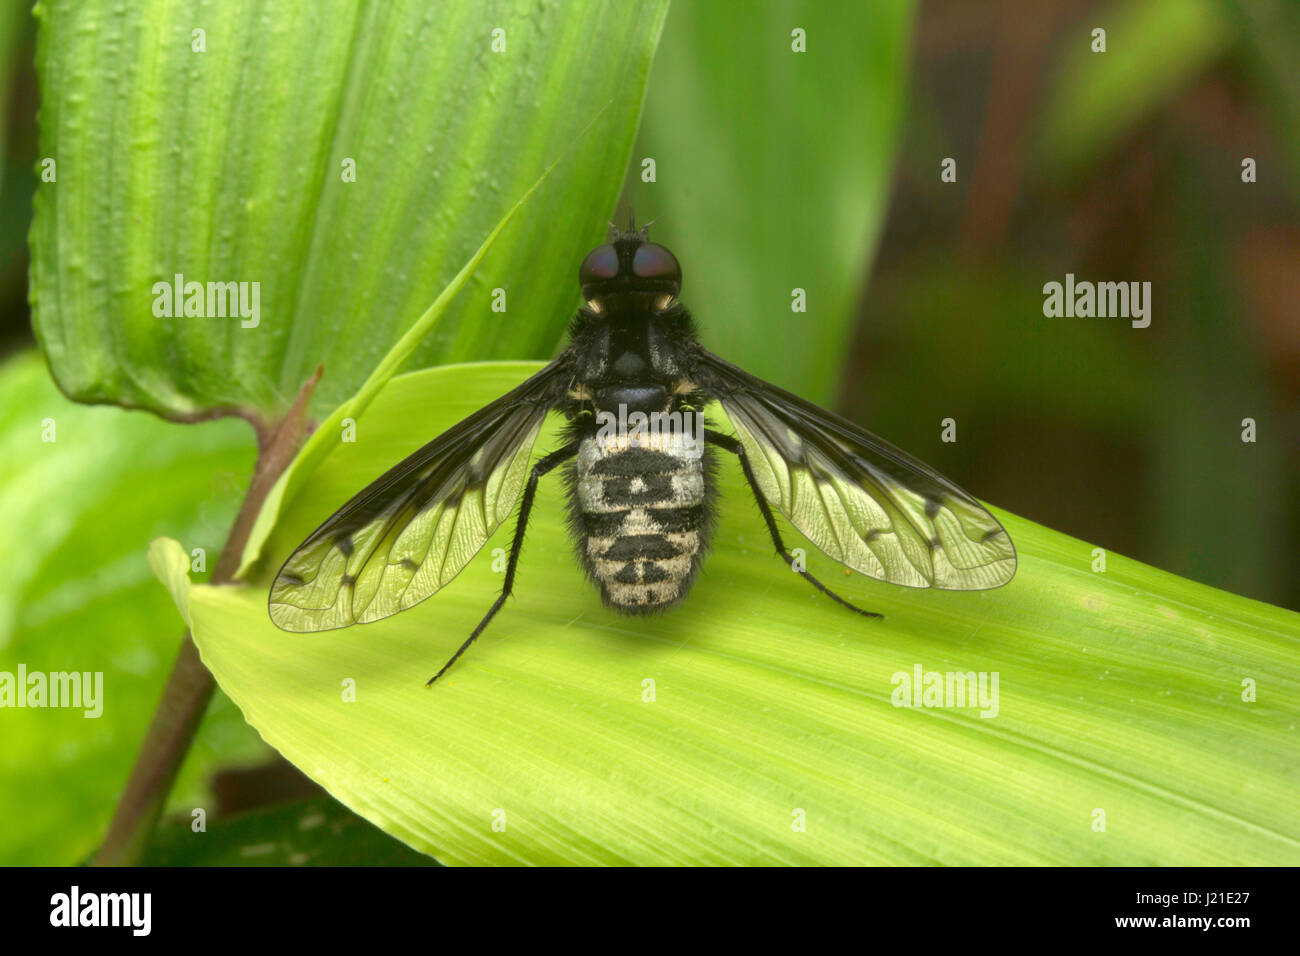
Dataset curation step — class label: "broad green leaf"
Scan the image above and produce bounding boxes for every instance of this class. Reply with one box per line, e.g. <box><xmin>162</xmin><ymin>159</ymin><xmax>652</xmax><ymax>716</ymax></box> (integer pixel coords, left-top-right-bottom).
<box><xmin>30</xmin><ymin>0</ymin><xmax>668</xmax><ymax>421</ymax></box>
<box><xmin>140</xmin><ymin>794</ymin><xmax>437</xmax><ymax>866</ymax></box>
<box><xmin>147</xmin><ymin>536</ymin><xmax>192</xmax><ymax>625</ymax></box>
<box><xmin>0</xmin><ymin>351</ymin><xmax>268</xmax><ymax>866</ymax></box>
<box><xmin>1037</xmin><ymin>0</ymin><xmax>1234</xmax><ymax>178</ymax></box>
<box><xmin>629</xmin><ymin>0</ymin><xmax>915</xmax><ymax>404</ymax></box>
<box><xmin>163</xmin><ymin>362</ymin><xmax>1300</xmax><ymax>865</ymax></box>
<box><xmin>235</xmin><ymin>167</ymin><xmax>568</xmax><ymax>578</ymax></box>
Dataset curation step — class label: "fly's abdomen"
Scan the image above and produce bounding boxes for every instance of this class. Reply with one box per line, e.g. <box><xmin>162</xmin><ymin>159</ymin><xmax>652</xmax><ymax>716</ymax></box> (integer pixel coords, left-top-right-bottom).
<box><xmin>573</xmin><ymin>432</ymin><xmax>710</xmax><ymax>612</ymax></box>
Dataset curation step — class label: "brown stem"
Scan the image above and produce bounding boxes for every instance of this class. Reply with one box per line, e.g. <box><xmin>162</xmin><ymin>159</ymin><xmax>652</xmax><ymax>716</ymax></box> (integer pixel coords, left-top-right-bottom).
<box><xmin>93</xmin><ymin>365</ymin><xmax>323</xmax><ymax>866</ymax></box>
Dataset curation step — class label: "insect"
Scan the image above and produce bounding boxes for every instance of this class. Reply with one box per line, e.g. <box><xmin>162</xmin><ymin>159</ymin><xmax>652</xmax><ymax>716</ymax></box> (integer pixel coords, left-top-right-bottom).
<box><xmin>269</xmin><ymin>218</ymin><xmax>1017</xmax><ymax>684</ymax></box>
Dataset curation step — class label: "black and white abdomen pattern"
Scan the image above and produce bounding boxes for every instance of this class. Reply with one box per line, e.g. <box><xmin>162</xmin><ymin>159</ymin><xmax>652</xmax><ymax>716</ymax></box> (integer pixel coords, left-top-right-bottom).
<box><xmin>571</xmin><ymin>432</ymin><xmax>711</xmax><ymax>612</ymax></box>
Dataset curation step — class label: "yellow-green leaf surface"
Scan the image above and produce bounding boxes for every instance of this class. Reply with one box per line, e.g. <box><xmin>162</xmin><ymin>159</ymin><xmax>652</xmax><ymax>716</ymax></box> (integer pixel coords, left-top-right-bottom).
<box><xmin>160</xmin><ymin>363</ymin><xmax>1300</xmax><ymax>865</ymax></box>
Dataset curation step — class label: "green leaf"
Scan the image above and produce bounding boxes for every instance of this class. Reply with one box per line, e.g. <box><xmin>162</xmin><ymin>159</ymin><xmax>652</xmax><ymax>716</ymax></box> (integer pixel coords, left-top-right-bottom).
<box><xmin>630</xmin><ymin>0</ymin><xmax>915</xmax><ymax>404</ymax></box>
<box><xmin>234</xmin><ymin>164</ymin><xmax>575</xmax><ymax>578</ymax></box>
<box><xmin>30</xmin><ymin>0</ymin><xmax>668</xmax><ymax>420</ymax></box>
<box><xmin>167</xmin><ymin>361</ymin><xmax>1300</xmax><ymax>865</ymax></box>
<box><xmin>0</xmin><ymin>351</ymin><xmax>268</xmax><ymax>865</ymax></box>
<box><xmin>148</xmin><ymin>537</ymin><xmax>192</xmax><ymax>625</ymax></box>
<box><xmin>1036</xmin><ymin>0</ymin><xmax>1235</xmax><ymax>178</ymax></box>
<box><xmin>140</xmin><ymin>794</ymin><xmax>438</xmax><ymax>866</ymax></box>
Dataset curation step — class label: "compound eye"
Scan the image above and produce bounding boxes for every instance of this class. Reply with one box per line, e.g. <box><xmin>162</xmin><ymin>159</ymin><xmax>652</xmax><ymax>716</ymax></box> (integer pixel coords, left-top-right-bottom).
<box><xmin>579</xmin><ymin>244</ymin><xmax>620</xmax><ymax>286</ymax></box>
<box><xmin>631</xmin><ymin>243</ymin><xmax>681</xmax><ymax>283</ymax></box>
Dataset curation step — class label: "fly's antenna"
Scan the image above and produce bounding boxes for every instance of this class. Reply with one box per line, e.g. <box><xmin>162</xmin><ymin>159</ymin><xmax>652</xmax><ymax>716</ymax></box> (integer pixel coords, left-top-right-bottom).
<box><xmin>628</xmin><ymin>207</ymin><xmax>655</xmax><ymax>239</ymax></box>
<box><xmin>607</xmin><ymin>206</ymin><xmax>656</xmax><ymax>239</ymax></box>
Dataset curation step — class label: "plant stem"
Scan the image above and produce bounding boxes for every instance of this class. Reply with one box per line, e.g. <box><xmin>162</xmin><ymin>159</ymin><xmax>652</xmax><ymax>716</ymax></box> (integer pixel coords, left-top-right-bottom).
<box><xmin>93</xmin><ymin>366</ymin><xmax>322</xmax><ymax>866</ymax></box>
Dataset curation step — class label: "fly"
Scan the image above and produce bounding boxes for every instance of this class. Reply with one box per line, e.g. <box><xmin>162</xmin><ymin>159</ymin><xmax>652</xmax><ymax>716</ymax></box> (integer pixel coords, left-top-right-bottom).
<box><xmin>269</xmin><ymin>217</ymin><xmax>1017</xmax><ymax>683</ymax></box>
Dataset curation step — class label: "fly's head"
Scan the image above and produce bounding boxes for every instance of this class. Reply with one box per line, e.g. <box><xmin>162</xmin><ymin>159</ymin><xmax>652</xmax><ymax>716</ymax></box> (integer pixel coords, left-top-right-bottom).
<box><xmin>564</xmin><ymin>215</ymin><xmax>701</xmax><ymax>410</ymax></box>
<box><xmin>578</xmin><ymin>214</ymin><xmax>681</xmax><ymax>317</ymax></box>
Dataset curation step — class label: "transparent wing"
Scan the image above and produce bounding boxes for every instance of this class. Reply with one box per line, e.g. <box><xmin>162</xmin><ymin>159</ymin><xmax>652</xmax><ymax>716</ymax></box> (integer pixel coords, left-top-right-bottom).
<box><xmin>695</xmin><ymin>351</ymin><xmax>1016</xmax><ymax>590</ymax></box>
<box><xmin>268</xmin><ymin>363</ymin><xmax>565</xmax><ymax>631</ymax></box>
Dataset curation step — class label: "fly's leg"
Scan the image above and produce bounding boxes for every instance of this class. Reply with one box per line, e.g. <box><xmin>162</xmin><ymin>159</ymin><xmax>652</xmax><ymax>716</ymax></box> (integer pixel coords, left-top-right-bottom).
<box><xmin>427</xmin><ymin>442</ymin><xmax>579</xmax><ymax>686</ymax></box>
<box><xmin>706</xmin><ymin>429</ymin><xmax>882</xmax><ymax>619</ymax></box>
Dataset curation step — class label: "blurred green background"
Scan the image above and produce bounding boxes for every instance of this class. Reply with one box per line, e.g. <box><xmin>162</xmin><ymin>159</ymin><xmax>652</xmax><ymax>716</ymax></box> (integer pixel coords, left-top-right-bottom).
<box><xmin>0</xmin><ymin>0</ymin><xmax>1296</xmax><ymax>864</ymax></box>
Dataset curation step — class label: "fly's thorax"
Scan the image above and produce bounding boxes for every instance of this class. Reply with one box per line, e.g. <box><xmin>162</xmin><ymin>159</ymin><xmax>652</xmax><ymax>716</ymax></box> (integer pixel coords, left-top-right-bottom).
<box><xmin>563</xmin><ymin>297</ymin><xmax>698</xmax><ymax>386</ymax></box>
